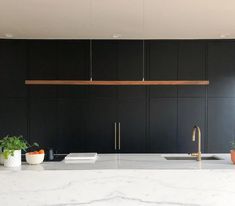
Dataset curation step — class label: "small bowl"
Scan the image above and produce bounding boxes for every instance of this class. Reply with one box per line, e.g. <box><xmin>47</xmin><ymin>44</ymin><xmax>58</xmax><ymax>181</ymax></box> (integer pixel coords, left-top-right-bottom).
<box><xmin>26</xmin><ymin>153</ymin><xmax>45</xmax><ymax>165</ymax></box>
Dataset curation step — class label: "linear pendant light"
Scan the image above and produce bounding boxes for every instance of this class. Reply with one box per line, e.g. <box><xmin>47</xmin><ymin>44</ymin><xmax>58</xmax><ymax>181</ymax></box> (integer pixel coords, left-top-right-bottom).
<box><xmin>25</xmin><ymin>80</ymin><xmax>209</xmax><ymax>86</ymax></box>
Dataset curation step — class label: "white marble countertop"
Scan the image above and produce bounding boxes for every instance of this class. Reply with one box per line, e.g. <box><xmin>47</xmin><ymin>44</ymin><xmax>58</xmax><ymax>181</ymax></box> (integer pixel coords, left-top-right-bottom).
<box><xmin>0</xmin><ymin>153</ymin><xmax>234</xmax><ymax>171</ymax></box>
<box><xmin>1</xmin><ymin>154</ymin><xmax>235</xmax><ymax>206</ymax></box>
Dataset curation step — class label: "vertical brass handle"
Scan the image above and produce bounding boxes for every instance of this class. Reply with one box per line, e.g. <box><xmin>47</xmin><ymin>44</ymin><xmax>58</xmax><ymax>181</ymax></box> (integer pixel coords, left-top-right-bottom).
<box><xmin>114</xmin><ymin>122</ymin><xmax>117</xmax><ymax>150</ymax></box>
<box><xmin>118</xmin><ymin>122</ymin><xmax>121</xmax><ymax>150</ymax></box>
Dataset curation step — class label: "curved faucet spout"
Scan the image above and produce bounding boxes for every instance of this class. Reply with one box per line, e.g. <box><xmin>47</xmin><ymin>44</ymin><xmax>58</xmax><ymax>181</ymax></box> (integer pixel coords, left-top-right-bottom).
<box><xmin>191</xmin><ymin>125</ymin><xmax>201</xmax><ymax>161</ymax></box>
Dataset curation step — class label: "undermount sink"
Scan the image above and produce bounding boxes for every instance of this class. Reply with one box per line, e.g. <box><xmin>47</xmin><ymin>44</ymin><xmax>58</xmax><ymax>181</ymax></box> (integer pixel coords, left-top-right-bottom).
<box><xmin>164</xmin><ymin>156</ymin><xmax>222</xmax><ymax>160</ymax></box>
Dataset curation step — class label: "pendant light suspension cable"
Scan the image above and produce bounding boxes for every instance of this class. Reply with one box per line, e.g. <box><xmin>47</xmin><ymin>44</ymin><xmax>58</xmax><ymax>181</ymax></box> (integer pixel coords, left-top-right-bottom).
<box><xmin>90</xmin><ymin>40</ymin><xmax>93</xmax><ymax>81</ymax></box>
<box><xmin>142</xmin><ymin>40</ymin><xmax>145</xmax><ymax>81</ymax></box>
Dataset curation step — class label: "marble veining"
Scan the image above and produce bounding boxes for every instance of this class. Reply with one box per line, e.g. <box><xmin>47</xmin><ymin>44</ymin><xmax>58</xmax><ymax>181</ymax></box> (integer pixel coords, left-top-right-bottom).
<box><xmin>1</xmin><ymin>170</ymin><xmax>235</xmax><ymax>206</ymax></box>
<box><xmin>1</xmin><ymin>154</ymin><xmax>235</xmax><ymax>206</ymax></box>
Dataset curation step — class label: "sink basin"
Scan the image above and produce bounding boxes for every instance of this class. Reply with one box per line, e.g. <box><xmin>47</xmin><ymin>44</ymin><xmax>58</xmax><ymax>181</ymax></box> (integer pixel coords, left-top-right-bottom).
<box><xmin>164</xmin><ymin>156</ymin><xmax>222</xmax><ymax>160</ymax></box>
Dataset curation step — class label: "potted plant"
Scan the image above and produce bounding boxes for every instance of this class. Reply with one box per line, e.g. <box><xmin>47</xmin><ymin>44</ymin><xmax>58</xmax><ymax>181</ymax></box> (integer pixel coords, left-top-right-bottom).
<box><xmin>0</xmin><ymin>135</ymin><xmax>38</xmax><ymax>167</ymax></box>
<box><xmin>0</xmin><ymin>146</ymin><xmax>3</xmax><ymax>165</ymax></box>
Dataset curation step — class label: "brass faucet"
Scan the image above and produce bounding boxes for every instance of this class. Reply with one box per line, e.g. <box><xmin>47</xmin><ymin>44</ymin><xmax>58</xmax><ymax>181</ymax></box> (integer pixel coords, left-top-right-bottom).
<box><xmin>191</xmin><ymin>125</ymin><xmax>202</xmax><ymax>161</ymax></box>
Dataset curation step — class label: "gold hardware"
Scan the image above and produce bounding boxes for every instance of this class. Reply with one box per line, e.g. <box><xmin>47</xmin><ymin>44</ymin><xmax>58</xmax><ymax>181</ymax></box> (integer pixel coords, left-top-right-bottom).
<box><xmin>191</xmin><ymin>125</ymin><xmax>202</xmax><ymax>161</ymax></box>
<box><xmin>118</xmin><ymin>122</ymin><xmax>121</xmax><ymax>150</ymax></box>
<box><xmin>114</xmin><ymin>122</ymin><xmax>117</xmax><ymax>150</ymax></box>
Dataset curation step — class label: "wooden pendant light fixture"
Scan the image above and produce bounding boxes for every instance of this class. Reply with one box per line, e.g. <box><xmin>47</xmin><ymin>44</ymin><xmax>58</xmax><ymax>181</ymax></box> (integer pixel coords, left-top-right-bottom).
<box><xmin>25</xmin><ymin>80</ymin><xmax>209</xmax><ymax>86</ymax></box>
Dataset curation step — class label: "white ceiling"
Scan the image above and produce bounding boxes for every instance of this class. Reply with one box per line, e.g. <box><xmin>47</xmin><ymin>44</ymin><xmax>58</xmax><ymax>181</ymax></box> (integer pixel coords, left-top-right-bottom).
<box><xmin>0</xmin><ymin>0</ymin><xmax>235</xmax><ymax>39</ymax></box>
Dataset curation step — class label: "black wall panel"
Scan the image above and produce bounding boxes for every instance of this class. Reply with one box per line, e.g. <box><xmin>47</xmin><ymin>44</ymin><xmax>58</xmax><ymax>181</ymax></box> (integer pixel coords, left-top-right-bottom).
<box><xmin>0</xmin><ymin>39</ymin><xmax>235</xmax><ymax>153</ymax></box>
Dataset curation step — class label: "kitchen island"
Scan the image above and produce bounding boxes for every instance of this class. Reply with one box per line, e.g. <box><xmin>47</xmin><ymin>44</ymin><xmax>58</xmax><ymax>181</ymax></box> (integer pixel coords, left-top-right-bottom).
<box><xmin>0</xmin><ymin>154</ymin><xmax>235</xmax><ymax>206</ymax></box>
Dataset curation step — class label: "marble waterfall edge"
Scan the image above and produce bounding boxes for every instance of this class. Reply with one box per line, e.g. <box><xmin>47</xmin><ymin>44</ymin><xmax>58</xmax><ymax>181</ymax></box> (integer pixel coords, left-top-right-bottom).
<box><xmin>0</xmin><ymin>169</ymin><xmax>235</xmax><ymax>206</ymax></box>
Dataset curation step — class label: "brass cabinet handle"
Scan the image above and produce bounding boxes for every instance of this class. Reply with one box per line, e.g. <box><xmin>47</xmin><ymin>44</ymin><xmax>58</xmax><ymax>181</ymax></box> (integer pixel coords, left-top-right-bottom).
<box><xmin>114</xmin><ymin>122</ymin><xmax>117</xmax><ymax>150</ymax></box>
<box><xmin>118</xmin><ymin>122</ymin><xmax>121</xmax><ymax>150</ymax></box>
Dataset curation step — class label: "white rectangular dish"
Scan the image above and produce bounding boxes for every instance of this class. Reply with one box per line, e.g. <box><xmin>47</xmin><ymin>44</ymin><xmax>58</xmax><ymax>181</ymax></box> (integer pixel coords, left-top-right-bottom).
<box><xmin>65</xmin><ymin>153</ymin><xmax>97</xmax><ymax>160</ymax></box>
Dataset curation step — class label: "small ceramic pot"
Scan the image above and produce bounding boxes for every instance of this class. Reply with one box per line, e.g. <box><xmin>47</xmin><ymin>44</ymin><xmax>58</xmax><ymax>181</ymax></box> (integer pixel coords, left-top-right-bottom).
<box><xmin>230</xmin><ymin>150</ymin><xmax>235</xmax><ymax>164</ymax></box>
<box><xmin>4</xmin><ymin>150</ymin><xmax>21</xmax><ymax>167</ymax></box>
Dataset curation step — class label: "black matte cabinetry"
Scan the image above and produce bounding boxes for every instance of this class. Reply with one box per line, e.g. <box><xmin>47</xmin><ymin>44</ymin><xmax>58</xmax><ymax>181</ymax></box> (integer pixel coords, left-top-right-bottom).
<box><xmin>57</xmin><ymin>99</ymin><xmax>87</xmax><ymax>153</ymax></box>
<box><xmin>29</xmin><ymin>99</ymin><xmax>57</xmax><ymax>150</ymax></box>
<box><xmin>117</xmin><ymin>100</ymin><xmax>146</xmax><ymax>153</ymax></box>
<box><xmin>148</xmin><ymin>41</ymin><xmax>178</xmax><ymax>152</ymax></box>
<box><xmin>86</xmin><ymin>40</ymin><xmax>146</xmax><ymax>153</ymax></box>
<box><xmin>149</xmin><ymin>98</ymin><xmax>177</xmax><ymax>152</ymax></box>
<box><xmin>87</xmin><ymin>40</ymin><xmax>117</xmax><ymax>153</ymax></box>
<box><xmin>2</xmin><ymin>39</ymin><xmax>235</xmax><ymax>153</ymax></box>
<box><xmin>87</xmin><ymin>99</ymin><xmax>117</xmax><ymax>153</ymax></box>
<box><xmin>28</xmin><ymin>40</ymin><xmax>57</xmax><ymax>98</ymax></box>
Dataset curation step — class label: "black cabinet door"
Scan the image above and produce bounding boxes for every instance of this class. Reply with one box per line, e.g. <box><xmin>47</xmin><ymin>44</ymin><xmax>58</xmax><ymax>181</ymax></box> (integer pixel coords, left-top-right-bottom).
<box><xmin>90</xmin><ymin>40</ymin><xmax>118</xmax><ymax>98</ymax></box>
<box><xmin>208</xmin><ymin>41</ymin><xmax>235</xmax><ymax>98</ymax></box>
<box><xmin>148</xmin><ymin>41</ymin><xmax>178</xmax><ymax>98</ymax></box>
<box><xmin>117</xmin><ymin>40</ymin><xmax>146</xmax><ymax>99</ymax></box>
<box><xmin>117</xmin><ymin>100</ymin><xmax>146</xmax><ymax>153</ymax></box>
<box><xmin>57</xmin><ymin>99</ymin><xmax>87</xmax><ymax>153</ymax></box>
<box><xmin>208</xmin><ymin>98</ymin><xmax>235</xmax><ymax>152</ymax></box>
<box><xmin>0</xmin><ymin>99</ymin><xmax>28</xmax><ymax>140</ymax></box>
<box><xmin>149</xmin><ymin>98</ymin><xmax>177</xmax><ymax>153</ymax></box>
<box><xmin>0</xmin><ymin>40</ymin><xmax>27</xmax><ymax>98</ymax></box>
<box><xmin>177</xmin><ymin>98</ymin><xmax>206</xmax><ymax>153</ymax></box>
<box><xmin>57</xmin><ymin>40</ymin><xmax>89</xmax><ymax>99</ymax></box>
<box><xmin>86</xmin><ymin>99</ymin><xmax>117</xmax><ymax>153</ymax></box>
<box><xmin>178</xmin><ymin>41</ymin><xmax>206</xmax><ymax>97</ymax></box>
<box><xmin>29</xmin><ymin>99</ymin><xmax>57</xmax><ymax>150</ymax></box>
<box><xmin>28</xmin><ymin>40</ymin><xmax>57</xmax><ymax>98</ymax></box>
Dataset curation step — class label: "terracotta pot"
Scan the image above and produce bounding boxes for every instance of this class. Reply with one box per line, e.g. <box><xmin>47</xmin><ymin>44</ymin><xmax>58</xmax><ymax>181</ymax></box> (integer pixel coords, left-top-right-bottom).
<box><xmin>230</xmin><ymin>150</ymin><xmax>235</xmax><ymax>164</ymax></box>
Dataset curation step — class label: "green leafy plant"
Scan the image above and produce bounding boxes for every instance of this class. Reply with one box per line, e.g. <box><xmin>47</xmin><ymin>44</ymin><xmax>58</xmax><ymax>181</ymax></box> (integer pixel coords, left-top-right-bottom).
<box><xmin>0</xmin><ymin>135</ymin><xmax>38</xmax><ymax>159</ymax></box>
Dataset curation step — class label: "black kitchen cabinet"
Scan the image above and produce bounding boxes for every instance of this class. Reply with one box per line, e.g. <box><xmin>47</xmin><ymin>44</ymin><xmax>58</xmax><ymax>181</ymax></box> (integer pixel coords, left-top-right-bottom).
<box><xmin>0</xmin><ymin>99</ymin><xmax>28</xmax><ymax>139</ymax></box>
<box><xmin>86</xmin><ymin>99</ymin><xmax>117</xmax><ymax>153</ymax></box>
<box><xmin>86</xmin><ymin>40</ymin><xmax>146</xmax><ymax>153</ymax></box>
<box><xmin>29</xmin><ymin>99</ymin><xmax>57</xmax><ymax>149</ymax></box>
<box><xmin>208</xmin><ymin>41</ymin><xmax>235</xmax><ymax>98</ymax></box>
<box><xmin>57</xmin><ymin>99</ymin><xmax>87</xmax><ymax>153</ymax></box>
<box><xmin>2</xmin><ymin>39</ymin><xmax>235</xmax><ymax>154</ymax></box>
<box><xmin>148</xmin><ymin>41</ymin><xmax>178</xmax><ymax>98</ymax></box>
<box><xmin>177</xmin><ymin>98</ymin><xmax>206</xmax><ymax>153</ymax></box>
<box><xmin>90</xmin><ymin>40</ymin><xmax>118</xmax><ymax>98</ymax></box>
<box><xmin>0</xmin><ymin>40</ymin><xmax>27</xmax><ymax>98</ymax></box>
<box><xmin>117</xmin><ymin>40</ymin><xmax>146</xmax><ymax>99</ymax></box>
<box><xmin>57</xmin><ymin>40</ymin><xmax>89</xmax><ymax>99</ymax></box>
<box><xmin>117</xmin><ymin>99</ymin><xmax>146</xmax><ymax>153</ymax></box>
<box><xmin>28</xmin><ymin>40</ymin><xmax>57</xmax><ymax>98</ymax></box>
<box><xmin>86</xmin><ymin>99</ymin><xmax>146</xmax><ymax>153</ymax></box>
<box><xmin>178</xmin><ymin>41</ymin><xmax>206</xmax><ymax>97</ymax></box>
<box><xmin>208</xmin><ymin>98</ymin><xmax>235</xmax><ymax>152</ymax></box>
<box><xmin>149</xmin><ymin>98</ymin><xmax>177</xmax><ymax>153</ymax></box>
